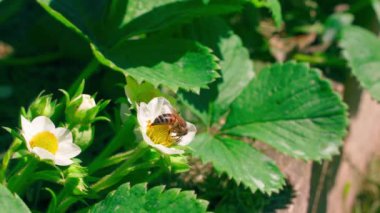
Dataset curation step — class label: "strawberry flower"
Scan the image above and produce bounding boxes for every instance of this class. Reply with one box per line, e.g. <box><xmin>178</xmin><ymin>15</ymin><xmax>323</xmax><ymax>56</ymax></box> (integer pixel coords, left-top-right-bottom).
<box><xmin>136</xmin><ymin>97</ymin><xmax>196</xmax><ymax>155</ymax></box>
<box><xmin>21</xmin><ymin>116</ymin><xmax>81</xmax><ymax>166</ymax></box>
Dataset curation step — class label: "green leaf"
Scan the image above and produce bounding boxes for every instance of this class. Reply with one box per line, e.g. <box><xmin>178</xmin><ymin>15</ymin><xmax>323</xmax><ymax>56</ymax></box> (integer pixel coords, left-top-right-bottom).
<box><xmin>180</xmin><ymin>17</ymin><xmax>254</xmax><ymax>124</ymax></box>
<box><xmin>125</xmin><ymin>77</ymin><xmax>166</xmax><ymax>104</ymax></box>
<box><xmin>92</xmin><ymin>38</ymin><xmax>219</xmax><ymax>92</ymax></box>
<box><xmin>340</xmin><ymin>25</ymin><xmax>380</xmax><ymax>102</ymax></box>
<box><xmin>266</xmin><ymin>0</ymin><xmax>283</xmax><ymax>28</ymax></box>
<box><xmin>37</xmin><ymin>0</ymin><xmax>242</xmax><ymax>43</ymax></box>
<box><xmin>0</xmin><ymin>0</ymin><xmax>25</xmax><ymax>24</ymax></box>
<box><xmin>0</xmin><ymin>184</ymin><xmax>31</xmax><ymax>213</ymax></box>
<box><xmin>90</xmin><ymin>183</ymin><xmax>208</xmax><ymax>212</ymax></box>
<box><xmin>251</xmin><ymin>0</ymin><xmax>283</xmax><ymax>28</ymax></box>
<box><xmin>223</xmin><ymin>62</ymin><xmax>348</xmax><ymax>160</ymax></box>
<box><xmin>116</xmin><ymin>0</ymin><xmax>243</xmax><ymax>38</ymax></box>
<box><xmin>322</xmin><ymin>12</ymin><xmax>353</xmax><ymax>44</ymax></box>
<box><xmin>2</xmin><ymin>127</ymin><xmax>23</xmax><ymax>141</ymax></box>
<box><xmin>124</xmin><ymin>76</ymin><xmax>176</xmax><ymax>108</ymax></box>
<box><xmin>372</xmin><ymin>0</ymin><xmax>380</xmax><ymax>24</ymax></box>
<box><xmin>37</xmin><ymin>0</ymin><xmax>242</xmax><ymax>91</ymax></box>
<box><xmin>190</xmin><ymin>133</ymin><xmax>285</xmax><ymax>194</ymax></box>
<box><xmin>36</xmin><ymin>0</ymin><xmax>105</xmax><ymax>42</ymax></box>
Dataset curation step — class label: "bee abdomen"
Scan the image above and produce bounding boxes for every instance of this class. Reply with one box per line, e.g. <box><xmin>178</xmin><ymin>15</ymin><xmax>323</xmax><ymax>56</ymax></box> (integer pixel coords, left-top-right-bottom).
<box><xmin>152</xmin><ymin>113</ymin><xmax>175</xmax><ymax>125</ymax></box>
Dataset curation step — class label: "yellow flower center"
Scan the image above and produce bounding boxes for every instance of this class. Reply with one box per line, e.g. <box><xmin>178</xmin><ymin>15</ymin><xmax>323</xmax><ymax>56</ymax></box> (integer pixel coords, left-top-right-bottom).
<box><xmin>146</xmin><ymin>124</ymin><xmax>175</xmax><ymax>147</ymax></box>
<box><xmin>30</xmin><ymin>131</ymin><xmax>58</xmax><ymax>154</ymax></box>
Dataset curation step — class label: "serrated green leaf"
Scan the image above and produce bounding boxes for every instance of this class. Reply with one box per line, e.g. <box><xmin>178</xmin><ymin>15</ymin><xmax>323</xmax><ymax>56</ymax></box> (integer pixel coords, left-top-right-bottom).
<box><xmin>223</xmin><ymin>62</ymin><xmax>348</xmax><ymax>160</ymax></box>
<box><xmin>180</xmin><ymin>17</ymin><xmax>254</xmax><ymax>124</ymax></box>
<box><xmin>190</xmin><ymin>133</ymin><xmax>285</xmax><ymax>194</ymax></box>
<box><xmin>340</xmin><ymin>25</ymin><xmax>380</xmax><ymax>102</ymax></box>
<box><xmin>37</xmin><ymin>0</ymin><xmax>242</xmax><ymax>91</ymax></box>
<box><xmin>90</xmin><ymin>183</ymin><xmax>208</xmax><ymax>212</ymax></box>
<box><xmin>92</xmin><ymin>38</ymin><xmax>219</xmax><ymax>92</ymax></box>
<box><xmin>0</xmin><ymin>184</ymin><xmax>31</xmax><ymax>213</ymax></box>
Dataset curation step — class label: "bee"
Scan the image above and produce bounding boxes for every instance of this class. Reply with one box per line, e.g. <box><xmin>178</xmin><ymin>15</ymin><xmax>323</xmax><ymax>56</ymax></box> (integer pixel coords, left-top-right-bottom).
<box><xmin>151</xmin><ymin>110</ymin><xmax>188</xmax><ymax>142</ymax></box>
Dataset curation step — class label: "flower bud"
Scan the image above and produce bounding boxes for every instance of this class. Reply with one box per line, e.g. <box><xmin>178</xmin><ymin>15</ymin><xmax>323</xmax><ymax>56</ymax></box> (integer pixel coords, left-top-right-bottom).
<box><xmin>71</xmin><ymin>125</ymin><xmax>94</xmax><ymax>150</ymax></box>
<box><xmin>65</xmin><ymin>94</ymin><xmax>98</xmax><ymax>125</ymax></box>
<box><xmin>64</xmin><ymin>163</ymin><xmax>88</xmax><ymax>195</ymax></box>
<box><xmin>28</xmin><ymin>94</ymin><xmax>56</xmax><ymax>118</ymax></box>
<box><xmin>77</xmin><ymin>94</ymin><xmax>96</xmax><ymax>111</ymax></box>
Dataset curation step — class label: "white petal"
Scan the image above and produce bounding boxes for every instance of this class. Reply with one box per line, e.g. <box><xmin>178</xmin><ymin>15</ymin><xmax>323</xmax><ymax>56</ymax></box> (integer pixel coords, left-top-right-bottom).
<box><xmin>52</xmin><ymin>127</ymin><xmax>73</xmax><ymax>144</ymax></box>
<box><xmin>137</xmin><ymin>102</ymin><xmax>152</xmax><ymax>128</ymax></box>
<box><xmin>178</xmin><ymin>122</ymin><xmax>197</xmax><ymax>146</ymax></box>
<box><xmin>152</xmin><ymin>144</ymin><xmax>184</xmax><ymax>155</ymax></box>
<box><xmin>31</xmin><ymin>116</ymin><xmax>55</xmax><ymax>134</ymax></box>
<box><xmin>147</xmin><ymin>97</ymin><xmax>173</xmax><ymax>120</ymax></box>
<box><xmin>77</xmin><ymin>94</ymin><xmax>96</xmax><ymax>111</ymax></box>
<box><xmin>55</xmin><ymin>142</ymin><xmax>81</xmax><ymax>159</ymax></box>
<box><xmin>32</xmin><ymin>147</ymin><xmax>55</xmax><ymax>160</ymax></box>
<box><xmin>54</xmin><ymin>157</ymin><xmax>73</xmax><ymax>166</ymax></box>
<box><xmin>21</xmin><ymin>116</ymin><xmax>32</xmax><ymax>150</ymax></box>
<box><xmin>21</xmin><ymin>116</ymin><xmax>31</xmax><ymax>133</ymax></box>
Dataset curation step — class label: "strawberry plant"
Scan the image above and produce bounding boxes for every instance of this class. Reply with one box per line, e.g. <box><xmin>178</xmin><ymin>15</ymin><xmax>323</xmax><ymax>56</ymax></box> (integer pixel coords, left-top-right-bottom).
<box><xmin>0</xmin><ymin>0</ymin><xmax>378</xmax><ymax>212</ymax></box>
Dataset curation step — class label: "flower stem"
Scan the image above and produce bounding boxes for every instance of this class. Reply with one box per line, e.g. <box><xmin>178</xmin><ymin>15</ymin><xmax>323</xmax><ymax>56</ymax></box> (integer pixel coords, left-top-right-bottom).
<box><xmin>292</xmin><ymin>53</ymin><xmax>346</xmax><ymax>67</ymax></box>
<box><xmin>7</xmin><ymin>156</ymin><xmax>39</xmax><ymax>195</ymax></box>
<box><xmin>91</xmin><ymin>143</ymin><xmax>148</xmax><ymax>192</ymax></box>
<box><xmin>0</xmin><ymin>139</ymin><xmax>22</xmax><ymax>184</ymax></box>
<box><xmin>56</xmin><ymin>196</ymin><xmax>80</xmax><ymax>213</ymax></box>
<box><xmin>55</xmin><ymin>155</ymin><xmax>159</xmax><ymax>212</ymax></box>
<box><xmin>88</xmin><ymin>116</ymin><xmax>137</xmax><ymax>173</ymax></box>
<box><xmin>89</xmin><ymin>150</ymin><xmax>135</xmax><ymax>173</ymax></box>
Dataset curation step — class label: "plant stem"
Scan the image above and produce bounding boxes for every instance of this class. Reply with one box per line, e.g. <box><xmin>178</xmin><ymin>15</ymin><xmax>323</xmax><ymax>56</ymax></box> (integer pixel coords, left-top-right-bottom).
<box><xmin>0</xmin><ymin>139</ymin><xmax>22</xmax><ymax>184</ymax></box>
<box><xmin>90</xmin><ymin>150</ymin><xmax>135</xmax><ymax>173</ymax></box>
<box><xmin>293</xmin><ymin>53</ymin><xmax>346</xmax><ymax>67</ymax></box>
<box><xmin>57</xmin><ymin>196</ymin><xmax>81</xmax><ymax>213</ymax></box>
<box><xmin>91</xmin><ymin>143</ymin><xmax>148</xmax><ymax>192</ymax></box>
<box><xmin>88</xmin><ymin>116</ymin><xmax>137</xmax><ymax>173</ymax></box>
<box><xmin>56</xmin><ymin>155</ymin><xmax>159</xmax><ymax>212</ymax></box>
<box><xmin>53</xmin><ymin>58</ymin><xmax>100</xmax><ymax>122</ymax></box>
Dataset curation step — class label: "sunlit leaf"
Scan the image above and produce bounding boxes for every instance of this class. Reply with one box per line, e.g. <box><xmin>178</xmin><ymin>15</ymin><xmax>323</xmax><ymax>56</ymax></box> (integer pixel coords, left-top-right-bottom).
<box><xmin>92</xmin><ymin>38</ymin><xmax>219</xmax><ymax>92</ymax></box>
<box><xmin>372</xmin><ymin>0</ymin><xmax>380</xmax><ymax>24</ymax></box>
<box><xmin>90</xmin><ymin>183</ymin><xmax>208</xmax><ymax>212</ymax></box>
<box><xmin>223</xmin><ymin>62</ymin><xmax>348</xmax><ymax>160</ymax></box>
<box><xmin>125</xmin><ymin>76</ymin><xmax>176</xmax><ymax>105</ymax></box>
<box><xmin>340</xmin><ymin>25</ymin><xmax>380</xmax><ymax>102</ymax></box>
<box><xmin>190</xmin><ymin>133</ymin><xmax>285</xmax><ymax>194</ymax></box>
<box><xmin>180</xmin><ymin>17</ymin><xmax>254</xmax><ymax>124</ymax></box>
<box><xmin>0</xmin><ymin>184</ymin><xmax>30</xmax><ymax>213</ymax></box>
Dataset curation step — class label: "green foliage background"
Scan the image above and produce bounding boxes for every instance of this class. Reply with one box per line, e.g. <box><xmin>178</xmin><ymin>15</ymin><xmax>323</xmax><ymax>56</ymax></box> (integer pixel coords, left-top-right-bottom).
<box><xmin>0</xmin><ymin>0</ymin><xmax>379</xmax><ymax>212</ymax></box>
